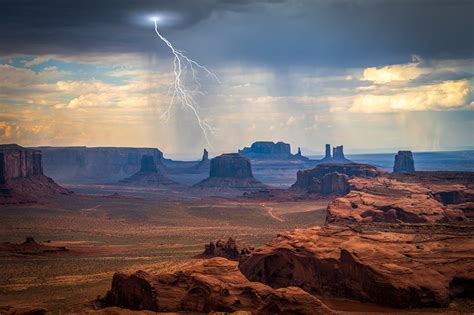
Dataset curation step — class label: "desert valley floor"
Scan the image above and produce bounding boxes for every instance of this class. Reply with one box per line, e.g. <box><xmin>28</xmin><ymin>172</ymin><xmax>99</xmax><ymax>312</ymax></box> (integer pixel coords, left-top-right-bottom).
<box><xmin>0</xmin><ymin>187</ymin><xmax>330</xmax><ymax>312</ymax></box>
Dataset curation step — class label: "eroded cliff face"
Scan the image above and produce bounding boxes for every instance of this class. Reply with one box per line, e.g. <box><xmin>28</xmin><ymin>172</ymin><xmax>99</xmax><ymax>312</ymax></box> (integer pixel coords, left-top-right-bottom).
<box><xmin>0</xmin><ymin>144</ymin><xmax>42</xmax><ymax>184</ymax></box>
<box><xmin>325</xmin><ymin>176</ymin><xmax>473</xmax><ymax>224</ymax></box>
<box><xmin>393</xmin><ymin>150</ymin><xmax>415</xmax><ymax>173</ymax></box>
<box><xmin>239</xmin><ymin>141</ymin><xmax>308</xmax><ymax>160</ymax></box>
<box><xmin>119</xmin><ymin>155</ymin><xmax>176</xmax><ymax>186</ymax></box>
<box><xmin>0</xmin><ymin>144</ymin><xmax>70</xmax><ymax>204</ymax></box>
<box><xmin>104</xmin><ymin>257</ymin><xmax>332</xmax><ymax>314</ymax></box>
<box><xmin>239</xmin><ymin>224</ymin><xmax>474</xmax><ymax>308</ymax></box>
<box><xmin>194</xmin><ymin>153</ymin><xmax>266</xmax><ymax>189</ymax></box>
<box><xmin>39</xmin><ymin>146</ymin><xmax>165</xmax><ymax>183</ymax></box>
<box><xmin>291</xmin><ymin>163</ymin><xmax>380</xmax><ymax>195</ymax></box>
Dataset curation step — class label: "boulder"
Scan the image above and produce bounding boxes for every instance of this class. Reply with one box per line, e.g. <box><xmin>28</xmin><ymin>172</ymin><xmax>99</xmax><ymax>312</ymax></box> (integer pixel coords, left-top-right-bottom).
<box><xmin>239</xmin><ymin>224</ymin><xmax>474</xmax><ymax>308</ymax></box>
<box><xmin>393</xmin><ymin>150</ymin><xmax>415</xmax><ymax>173</ymax></box>
<box><xmin>194</xmin><ymin>154</ymin><xmax>266</xmax><ymax>190</ymax></box>
<box><xmin>202</xmin><ymin>237</ymin><xmax>253</xmax><ymax>260</ymax></box>
<box><xmin>104</xmin><ymin>257</ymin><xmax>332</xmax><ymax>314</ymax></box>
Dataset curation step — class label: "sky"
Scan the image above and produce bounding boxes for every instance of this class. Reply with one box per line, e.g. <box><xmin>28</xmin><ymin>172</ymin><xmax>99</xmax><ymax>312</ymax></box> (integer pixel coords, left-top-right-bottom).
<box><xmin>0</xmin><ymin>0</ymin><xmax>473</xmax><ymax>158</ymax></box>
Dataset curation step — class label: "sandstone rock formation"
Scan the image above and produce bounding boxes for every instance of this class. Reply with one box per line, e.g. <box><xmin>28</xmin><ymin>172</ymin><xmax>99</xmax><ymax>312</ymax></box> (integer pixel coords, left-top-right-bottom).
<box><xmin>239</xmin><ymin>141</ymin><xmax>308</xmax><ymax>160</ymax></box>
<box><xmin>202</xmin><ymin>148</ymin><xmax>209</xmax><ymax>162</ymax></box>
<box><xmin>326</xmin><ymin>176</ymin><xmax>472</xmax><ymax>224</ymax></box>
<box><xmin>291</xmin><ymin>163</ymin><xmax>380</xmax><ymax>195</ymax></box>
<box><xmin>104</xmin><ymin>257</ymin><xmax>331</xmax><ymax>314</ymax></box>
<box><xmin>119</xmin><ymin>155</ymin><xmax>176</xmax><ymax>186</ymax></box>
<box><xmin>201</xmin><ymin>237</ymin><xmax>254</xmax><ymax>260</ymax></box>
<box><xmin>0</xmin><ymin>237</ymin><xmax>68</xmax><ymax>255</ymax></box>
<box><xmin>39</xmin><ymin>146</ymin><xmax>166</xmax><ymax>183</ymax></box>
<box><xmin>0</xmin><ymin>144</ymin><xmax>70</xmax><ymax>204</ymax></box>
<box><xmin>194</xmin><ymin>153</ymin><xmax>266</xmax><ymax>190</ymax></box>
<box><xmin>393</xmin><ymin>150</ymin><xmax>415</xmax><ymax>173</ymax></box>
<box><xmin>239</xmin><ymin>224</ymin><xmax>474</xmax><ymax>308</ymax></box>
<box><xmin>319</xmin><ymin>144</ymin><xmax>352</xmax><ymax>164</ymax></box>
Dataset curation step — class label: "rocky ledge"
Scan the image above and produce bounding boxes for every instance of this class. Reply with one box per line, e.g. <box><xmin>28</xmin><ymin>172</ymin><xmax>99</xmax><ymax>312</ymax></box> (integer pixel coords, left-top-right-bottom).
<box><xmin>239</xmin><ymin>224</ymin><xmax>474</xmax><ymax>308</ymax></box>
<box><xmin>104</xmin><ymin>257</ymin><xmax>331</xmax><ymax>314</ymax></box>
<box><xmin>326</xmin><ymin>176</ymin><xmax>474</xmax><ymax>224</ymax></box>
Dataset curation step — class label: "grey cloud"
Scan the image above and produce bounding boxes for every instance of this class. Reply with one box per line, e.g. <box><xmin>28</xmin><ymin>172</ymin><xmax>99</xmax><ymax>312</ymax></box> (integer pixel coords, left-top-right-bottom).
<box><xmin>0</xmin><ymin>0</ymin><xmax>472</xmax><ymax>68</ymax></box>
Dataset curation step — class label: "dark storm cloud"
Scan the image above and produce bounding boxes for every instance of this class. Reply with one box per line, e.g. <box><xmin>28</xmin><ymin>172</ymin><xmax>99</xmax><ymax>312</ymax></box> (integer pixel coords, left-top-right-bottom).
<box><xmin>0</xmin><ymin>0</ymin><xmax>472</xmax><ymax>67</ymax></box>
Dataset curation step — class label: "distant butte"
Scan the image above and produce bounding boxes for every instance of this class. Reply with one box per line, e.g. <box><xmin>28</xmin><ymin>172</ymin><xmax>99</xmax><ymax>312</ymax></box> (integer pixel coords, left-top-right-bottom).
<box><xmin>318</xmin><ymin>143</ymin><xmax>352</xmax><ymax>164</ymax></box>
<box><xmin>0</xmin><ymin>144</ymin><xmax>70</xmax><ymax>204</ymax></box>
<box><xmin>194</xmin><ymin>153</ymin><xmax>266</xmax><ymax>190</ymax></box>
<box><xmin>239</xmin><ymin>141</ymin><xmax>308</xmax><ymax>160</ymax></box>
<box><xmin>119</xmin><ymin>155</ymin><xmax>176</xmax><ymax>186</ymax></box>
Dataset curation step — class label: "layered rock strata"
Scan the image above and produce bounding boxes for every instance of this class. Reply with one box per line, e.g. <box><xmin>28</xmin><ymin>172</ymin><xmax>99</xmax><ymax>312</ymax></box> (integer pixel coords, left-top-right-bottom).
<box><xmin>194</xmin><ymin>153</ymin><xmax>266</xmax><ymax>189</ymax></box>
<box><xmin>239</xmin><ymin>224</ymin><xmax>474</xmax><ymax>308</ymax></box>
<box><xmin>105</xmin><ymin>257</ymin><xmax>332</xmax><ymax>314</ymax></box>
<box><xmin>393</xmin><ymin>150</ymin><xmax>415</xmax><ymax>173</ymax></box>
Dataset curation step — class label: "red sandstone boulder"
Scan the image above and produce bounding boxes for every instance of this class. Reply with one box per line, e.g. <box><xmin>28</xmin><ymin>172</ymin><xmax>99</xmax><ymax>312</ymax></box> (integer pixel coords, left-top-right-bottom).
<box><xmin>104</xmin><ymin>257</ymin><xmax>331</xmax><ymax>314</ymax></box>
<box><xmin>239</xmin><ymin>225</ymin><xmax>474</xmax><ymax>308</ymax></box>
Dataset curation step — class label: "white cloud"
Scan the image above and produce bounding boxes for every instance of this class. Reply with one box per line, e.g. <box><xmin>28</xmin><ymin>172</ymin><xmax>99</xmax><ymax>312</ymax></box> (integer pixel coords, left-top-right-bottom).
<box><xmin>349</xmin><ymin>80</ymin><xmax>470</xmax><ymax>113</ymax></box>
<box><xmin>362</xmin><ymin>62</ymin><xmax>428</xmax><ymax>84</ymax></box>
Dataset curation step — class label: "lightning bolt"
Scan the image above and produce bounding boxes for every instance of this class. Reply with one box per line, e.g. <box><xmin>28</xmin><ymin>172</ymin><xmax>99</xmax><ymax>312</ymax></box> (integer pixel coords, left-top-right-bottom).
<box><xmin>153</xmin><ymin>18</ymin><xmax>219</xmax><ymax>146</ymax></box>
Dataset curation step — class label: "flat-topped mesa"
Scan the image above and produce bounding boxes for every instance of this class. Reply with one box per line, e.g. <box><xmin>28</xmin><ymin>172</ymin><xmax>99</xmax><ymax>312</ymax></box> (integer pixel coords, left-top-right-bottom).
<box><xmin>194</xmin><ymin>153</ymin><xmax>266</xmax><ymax>189</ymax></box>
<box><xmin>0</xmin><ymin>144</ymin><xmax>70</xmax><ymax>204</ymax></box>
<box><xmin>38</xmin><ymin>146</ymin><xmax>165</xmax><ymax>183</ymax></box>
<box><xmin>319</xmin><ymin>143</ymin><xmax>352</xmax><ymax>163</ymax></box>
<box><xmin>393</xmin><ymin>150</ymin><xmax>415</xmax><ymax>173</ymax></box>
<box><xmin>239</xmin><ymin>141</ymin><xmax>308</xmax><ymax>160</ymax></box>
<box><xmin>119</xmin><ymin>155</ymin><xmax>176</xmax><ymax>186</ymax></box>
<box><xmin>291</xmin><ymin>163</ymin><xmax>380</xmax><ymax>195</ymax></box>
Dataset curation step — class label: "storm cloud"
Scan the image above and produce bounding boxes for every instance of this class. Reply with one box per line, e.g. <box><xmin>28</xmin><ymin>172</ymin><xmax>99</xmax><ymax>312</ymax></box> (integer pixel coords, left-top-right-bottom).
<box><xmin>1</xmin><ymin>0</ymin><xmax>473</xmax><ymax>68</ymax></box>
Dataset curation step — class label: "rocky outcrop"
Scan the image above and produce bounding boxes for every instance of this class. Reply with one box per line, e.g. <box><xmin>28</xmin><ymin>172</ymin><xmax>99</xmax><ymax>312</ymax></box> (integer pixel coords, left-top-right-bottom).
<box><xmin>201</xmin><ymin>238</ymin><xmax>254</xmax><ymax>260</ymax></box>
<box><xmin>239</xmin><ymin>224</ymin><xmax>474</xmax><ymax>308</ymax></box>
<box><xmin>119</xmin><ymin>155</ymin><xmax>176</xmax><ymax>186</ymax></box>
<box><xmin>393</xmin><ymin>150</ymin><xmax>415</xmax><ymax>173</ymax></box>
<box><xmin>319</xmin><ymin>144</ymin><xmax>352</xmax><ymax>164</ymax></box>
<box><xmin>0</xmin><ymin>237</ymin><xmax>68</xmax><ymax>255</ymax></box>
<box><xmin>194</xmin><ymin>153</ymin><xmax>266</xmax><ymax>190</ymax></box>
<box><xmin>239</xmin><ymin>141</ymin><xmax>308</xmax><ymax>160</ymax></box>
<box><xmin>39</xmin><ymin>146</ymin><xmax>165</xmax><ymax>183</ymax></box>
<box><xmin>291</xmin><ymin>163</ymin><xmax>380</xmax><ymax>195</ymax></box>
<box><xmin>0</xmin><ymin>144</ymin><xmax>70</xmax><ymax>204</ymax></box>
<box><xmin>104</xmin><ymin>257</ymin><xmax>331</xmax><ymax>314</ymax></box>
<box><xmin>202</xmin><ymin>148</ymin><xmax>209</xmax><ymax>162</ymax></box>
<box><xmin>326</xmin><ymin>176</ymin><xmax>473</xmax><ymax>224</ymax></box>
